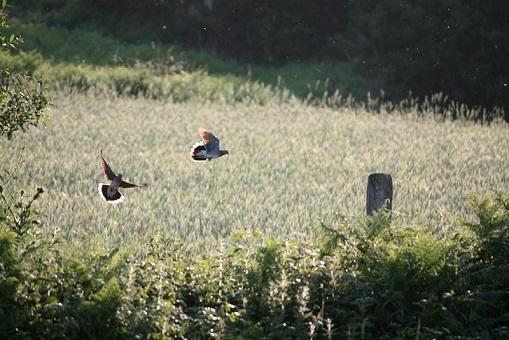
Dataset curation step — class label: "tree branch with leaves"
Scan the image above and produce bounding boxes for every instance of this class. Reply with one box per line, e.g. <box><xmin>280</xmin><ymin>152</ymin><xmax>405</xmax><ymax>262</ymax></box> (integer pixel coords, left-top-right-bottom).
<box><xmin>1</xmin><ymin>0</ymin><xmax>49</xmax><ymax>140</ymax></box>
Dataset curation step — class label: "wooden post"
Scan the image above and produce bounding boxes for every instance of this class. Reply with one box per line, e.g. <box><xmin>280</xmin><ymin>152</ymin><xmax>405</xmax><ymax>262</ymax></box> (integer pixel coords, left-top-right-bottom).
<box><xmin>366</xmin><ymin>173</ymin><xmax>393</xmax><ymax>216</ymax></box>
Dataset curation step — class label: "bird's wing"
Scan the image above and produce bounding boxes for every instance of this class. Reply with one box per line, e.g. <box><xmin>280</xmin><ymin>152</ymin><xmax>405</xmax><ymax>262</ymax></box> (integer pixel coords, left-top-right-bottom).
<box><xmin>100</xmin><ymin>151</ymin><xmax>117</xmax><ymax>181</ymax></box>
<box><xmin>198</xmin><ymin>127</ymin><xmax>220</xmax><ymax>153</ymax></box>
<box><xmin>119</xmin><ymin>180</ymin><xmax>148</xmax><ymax>189</ymax></box>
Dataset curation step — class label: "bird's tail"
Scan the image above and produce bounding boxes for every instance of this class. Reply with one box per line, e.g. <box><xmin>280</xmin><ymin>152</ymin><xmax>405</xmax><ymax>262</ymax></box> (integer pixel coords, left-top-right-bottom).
<box><xmin>98</xmin><ymin>183</ymin><xmax>125</xmax><ymax>204</ymax></box>
<box><xmin>190</xmin><ymin>141</ymin><xmax>208</xmax><ymax>161</ymax></box>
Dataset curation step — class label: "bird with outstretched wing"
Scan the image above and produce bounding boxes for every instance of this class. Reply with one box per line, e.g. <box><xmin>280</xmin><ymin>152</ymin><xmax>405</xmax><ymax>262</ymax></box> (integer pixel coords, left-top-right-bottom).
<box><xmin>190</xmin><ymin>127</ymin><xmax>229</xmax><ymax>161</ymax></box>
<box><xmin>98</xmin><ymin>151</ymin><xmax>148</xmax><ymax>204</ymax></box>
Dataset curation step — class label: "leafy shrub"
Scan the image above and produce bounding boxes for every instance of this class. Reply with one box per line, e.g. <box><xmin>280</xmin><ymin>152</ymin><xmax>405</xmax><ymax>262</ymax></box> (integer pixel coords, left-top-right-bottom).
<box><xmin>0</xmin><ymin>1</ymin><xmax>49</xmax><ymax>140</ymax></box>
<box><xmin>445</xmin><ymin>193</ymin><xmax>509</xmax><ymax>336</ymax></box>
<box><xmin>464</xmin><ymin>193</ymin><xmax>509</xmax><ymax>266</ymax></box>
<box><xmin>0</xmin><ymin>70</ymin><xmax>49</xmax><ymax>139</ymax></box>
<box><xmin>2</xmin><ymin>191</ymin><xmax>509</xmax><ymax>338</ymax></box>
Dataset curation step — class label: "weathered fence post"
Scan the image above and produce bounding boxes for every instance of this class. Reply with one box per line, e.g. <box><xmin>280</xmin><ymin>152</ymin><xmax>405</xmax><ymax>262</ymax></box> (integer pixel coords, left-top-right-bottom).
<box><xmin>366</xmin><ymin>173</ymin><xmax>393</xmax><ymax>216</ymax></box>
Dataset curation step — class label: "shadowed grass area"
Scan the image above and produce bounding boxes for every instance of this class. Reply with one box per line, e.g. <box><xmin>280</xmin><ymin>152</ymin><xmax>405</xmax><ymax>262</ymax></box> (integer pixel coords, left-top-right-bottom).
<box><xmin>4</xmin><ymin>16</ymin><xmax>504</xmax><ymax>123</ymax></box>
<box><xmin>4</xmin><ymin>18</ymin><xmax>353</xmax><ymax>101</ymax></box>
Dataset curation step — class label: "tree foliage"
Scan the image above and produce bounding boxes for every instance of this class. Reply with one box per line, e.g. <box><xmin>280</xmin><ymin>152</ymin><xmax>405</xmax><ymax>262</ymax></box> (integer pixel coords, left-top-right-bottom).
<box><xmin>1</xmin><ymin>3</ymin><xmax>50</xmax><ymax>333</ymax></box>
<box><xmin>344</xmin><ymin>0</ymin><xmax>509</xmax><ymax>114</ymax></box>
<box><xmin>0</xmin><ymin>0</ymin><xmax>49</xmax><ymax>140</ymax></box>
<box><xmin>11</xmin><ymin>0</ymin><xmax>509</xmax><ymax>114</ymax></box>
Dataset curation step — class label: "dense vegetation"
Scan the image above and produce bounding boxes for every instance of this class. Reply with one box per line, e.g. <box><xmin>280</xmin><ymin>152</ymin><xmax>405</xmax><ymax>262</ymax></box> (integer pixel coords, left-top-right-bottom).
<box><xmin>8</xmin><ymin>0</ymin><xmax>509</xmax><ymax>117</ymax></box>
<box><xmin>2</xmin><ymin>1</ymin><xmax>509</xmax><ymax>338</ymax></box>
<box><xmin>2</xmin><ymin>189</ymin><xmax>509</xmax><ymax>338</ymax></box>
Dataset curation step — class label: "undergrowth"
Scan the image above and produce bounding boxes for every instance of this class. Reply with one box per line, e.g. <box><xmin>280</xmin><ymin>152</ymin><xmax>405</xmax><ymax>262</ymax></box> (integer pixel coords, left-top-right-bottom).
<box><xmin>1</xmin><ymin>185</ymin><xmax>508</xmax><ymax>338</ymax></box>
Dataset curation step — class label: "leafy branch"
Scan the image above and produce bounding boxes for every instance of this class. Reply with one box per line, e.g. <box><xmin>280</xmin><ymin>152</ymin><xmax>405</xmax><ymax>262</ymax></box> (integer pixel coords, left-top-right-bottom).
<box><xmin>0</xmin><ymin>0</ymin><xmax>50</xmax><ymax>140</ymax></box>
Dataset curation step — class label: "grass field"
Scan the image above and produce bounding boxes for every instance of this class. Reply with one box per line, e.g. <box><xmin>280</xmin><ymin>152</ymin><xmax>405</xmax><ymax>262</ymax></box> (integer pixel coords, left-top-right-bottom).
<box><xmin>2</xmin><ymin>88</ymin><xmax>508</xmax><ymax>255</ymax></box>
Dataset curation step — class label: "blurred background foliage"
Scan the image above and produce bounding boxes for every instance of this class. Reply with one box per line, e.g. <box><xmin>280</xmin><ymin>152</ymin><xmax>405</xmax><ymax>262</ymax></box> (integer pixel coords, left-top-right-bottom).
<box><xmin>6</xmin><ymin>0</ymin><xmax>509</xmax><ymax>117</ymax></box>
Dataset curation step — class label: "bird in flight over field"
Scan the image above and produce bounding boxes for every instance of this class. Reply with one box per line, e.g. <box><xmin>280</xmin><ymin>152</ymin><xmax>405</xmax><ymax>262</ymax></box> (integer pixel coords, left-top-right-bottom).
<box><xmin>190</xmin><ymin>127</ymin><xmax>229</xmax><ymax>161</ymax></box>
<box><xmin>98</xmin><ymin>151</ymin><xmax>148</xmax><ymax>204</ymax></box>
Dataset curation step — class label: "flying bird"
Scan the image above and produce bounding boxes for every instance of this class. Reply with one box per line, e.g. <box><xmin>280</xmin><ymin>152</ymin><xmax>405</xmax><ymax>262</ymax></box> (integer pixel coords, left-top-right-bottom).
<box><xmin>190</xmin><ymin>127</ymin><xmax>229</xmax><ymax>161</ymax></box>
<box><xmin>98</xmin><ymin>151</ymin><xmax>147</xmax><ymax>204</ymax></box>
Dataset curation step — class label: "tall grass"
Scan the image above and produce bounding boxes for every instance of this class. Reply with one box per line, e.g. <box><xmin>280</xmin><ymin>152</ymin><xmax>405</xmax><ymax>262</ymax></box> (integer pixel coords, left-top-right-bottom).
<box><xmin>2</xmin><ymin>9</ymin><xmax>507</xmax><ymax>255</ymax></box>
<box><xmin>1</xmin><ymin>87</ymin><xmax>507</xmax><ymax>255</ymax></box>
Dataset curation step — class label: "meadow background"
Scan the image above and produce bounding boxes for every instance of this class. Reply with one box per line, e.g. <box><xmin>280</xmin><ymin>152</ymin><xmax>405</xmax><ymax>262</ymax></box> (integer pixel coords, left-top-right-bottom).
<box><xmin>1</xmin><ymin>0</ymin><xmax>509</xmax><ymax>338</ymax></box>
<box><xmin>3</xmin><ymin>91</ymin><xmax>509</xmax><ymax>254</ymax></box>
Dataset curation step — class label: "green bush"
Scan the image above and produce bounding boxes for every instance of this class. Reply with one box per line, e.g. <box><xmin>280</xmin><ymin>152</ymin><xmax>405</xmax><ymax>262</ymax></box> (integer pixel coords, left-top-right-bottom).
<box><xmin>1</xmin><ymin>1</ymin><xmax>49</xmax><ymax>140</ymax></box>
<box><xmin>2</xmin><ymin>191</ymin><xmax>509</xmax><ymax>338</ymax></box>
<box><xmin>0</xmin><ymin>70</ymin><xmax>49</xmax><ymax>139</ymax></box>
<box><xmin>447</xmin><ymin>193</ymin><xmax>509</xmax><ymax>336</ymax></box>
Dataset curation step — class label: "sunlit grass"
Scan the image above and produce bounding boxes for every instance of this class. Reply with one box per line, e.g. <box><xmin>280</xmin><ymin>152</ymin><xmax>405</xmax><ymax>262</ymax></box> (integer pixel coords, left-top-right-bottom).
<box><xmin>2</xmin><ymin>89</ymin><xmax>508</xmax><ymax>255</ymax></box>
